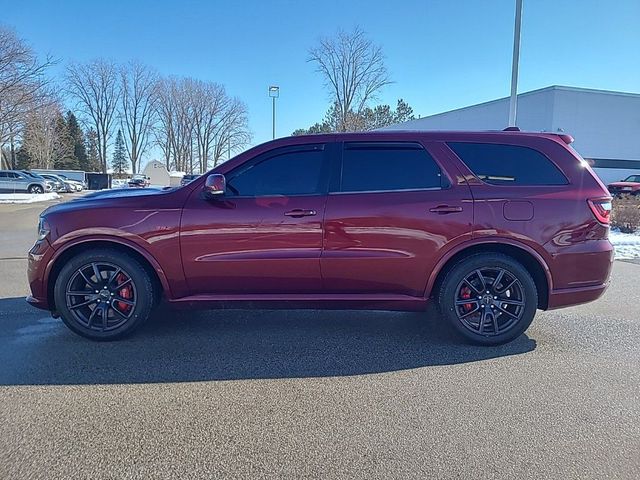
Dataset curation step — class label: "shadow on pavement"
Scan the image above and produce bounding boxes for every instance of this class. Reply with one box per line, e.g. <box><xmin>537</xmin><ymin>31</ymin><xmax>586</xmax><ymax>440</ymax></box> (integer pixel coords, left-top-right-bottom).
<box><xmin>0</xmin><ymin>297</ymin><xmax>536</xmax><ymax>385</ymax></box>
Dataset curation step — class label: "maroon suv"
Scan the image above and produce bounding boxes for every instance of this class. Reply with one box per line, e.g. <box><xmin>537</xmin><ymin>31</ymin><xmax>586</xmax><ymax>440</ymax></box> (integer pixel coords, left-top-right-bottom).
<box><xmin>27</xmin><ymin>131</ymin><xmax>614</xmax><ymax>344</ymax></box>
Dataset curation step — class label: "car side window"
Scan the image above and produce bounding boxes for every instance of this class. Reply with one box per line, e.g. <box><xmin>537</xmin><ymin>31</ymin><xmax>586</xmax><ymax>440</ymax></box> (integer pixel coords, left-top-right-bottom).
<box><xmin>448</xmin><ymin>142</ymin><xmax>568</xmax><ymax>186</ymax></box>
<box><xmin>339</xmin><ymin>142</ymin><xmax>444</xmax><ymax>193</ymax></box>
<box><xmin>226</xmin><ymin>145</ymin><xmax>328</xmax><ymax>197</ymax></box>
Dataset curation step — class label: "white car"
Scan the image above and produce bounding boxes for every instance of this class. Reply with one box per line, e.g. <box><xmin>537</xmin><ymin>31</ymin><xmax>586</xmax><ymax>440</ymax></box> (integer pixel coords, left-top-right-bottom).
<box><xmin>57</xmin><ymin>174</ymin><xmax>85</xmax><ymax>191</ymax></box>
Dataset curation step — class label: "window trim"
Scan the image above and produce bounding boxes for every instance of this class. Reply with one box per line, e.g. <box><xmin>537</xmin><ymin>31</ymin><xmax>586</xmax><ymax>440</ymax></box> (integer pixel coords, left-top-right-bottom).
<box><xmin>446</xmin><ymin>141</ymin><xmax>569</xmax><ymax>187</ymax></box>
<box><xmin>334</xmin><ymin>141</ymin><xmax>448</xmax><ymax>194</ymax></box>
<box><xmin>224</xmin><ymin>143</ymin><xmax>332</xmax><ymax>198</ymax></box>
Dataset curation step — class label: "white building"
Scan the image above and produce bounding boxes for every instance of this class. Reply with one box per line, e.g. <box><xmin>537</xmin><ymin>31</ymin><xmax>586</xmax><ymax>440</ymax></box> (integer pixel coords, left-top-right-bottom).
<box><xmin>142</xmin><ymin>160</ymin><xmax>170</xmax><ymax>187</ymax></box>
<box><xmin>385</xmin><ymin>86</ymin><xmax>640</xmax><ymax>184</ymax></box>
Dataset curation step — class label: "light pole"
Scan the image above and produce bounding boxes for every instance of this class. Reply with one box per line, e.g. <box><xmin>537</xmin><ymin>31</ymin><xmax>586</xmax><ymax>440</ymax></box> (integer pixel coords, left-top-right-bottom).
<box><xmin>269</xmin><ymin>85</ymin><xmax>279</xmax><ymax>139</ymax></box>
<box><xmin>508</xmin><ymin>0</ymin><xmax>523</xmax><ymax>127</ymax></box>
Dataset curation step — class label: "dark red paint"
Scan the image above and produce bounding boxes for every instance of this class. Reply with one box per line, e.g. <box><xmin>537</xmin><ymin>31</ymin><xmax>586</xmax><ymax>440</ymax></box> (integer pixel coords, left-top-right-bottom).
<box><xmin>27</xmin><ymin>131</ymin><xmax>613</xmax><ymax>315</ymax></box>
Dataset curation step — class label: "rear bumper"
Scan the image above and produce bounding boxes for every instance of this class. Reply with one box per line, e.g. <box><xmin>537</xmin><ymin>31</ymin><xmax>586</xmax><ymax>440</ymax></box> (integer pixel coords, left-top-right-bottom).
<box><xmin>546</xmin><ymin>282</ymin><xmax>609</xmax><ymax>310</ymax></box>
<box><xmin>545</xmin><ymin>239</ymin><xmax>613</xmax><ymax>309</ymax></box>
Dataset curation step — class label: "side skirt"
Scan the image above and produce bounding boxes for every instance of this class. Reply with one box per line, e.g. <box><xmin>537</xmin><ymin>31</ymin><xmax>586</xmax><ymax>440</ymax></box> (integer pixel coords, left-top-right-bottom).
<box><xmin>166</xmin><ymin>293</ymin><xmax>428</xmax><ymax>312</ymax></box>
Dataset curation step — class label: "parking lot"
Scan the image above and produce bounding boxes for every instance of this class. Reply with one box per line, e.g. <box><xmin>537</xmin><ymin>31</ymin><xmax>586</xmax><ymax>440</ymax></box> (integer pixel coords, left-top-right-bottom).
<box><xmin>0</xmin><ymin>197</ymin><xmax>639</xmax><ymax>479</ymax></box>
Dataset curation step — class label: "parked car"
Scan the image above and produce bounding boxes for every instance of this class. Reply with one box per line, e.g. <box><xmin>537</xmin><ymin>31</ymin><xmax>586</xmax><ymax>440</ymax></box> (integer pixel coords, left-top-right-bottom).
<box><xmin>39</xmin><ymin>173</ymin><xmax>74</xmax><ymax>193</ymax></box>
<box><xmin>180</xmin><ymin>174</ymin><xmax>199</xmax><ymax>186</ymax></box>
<box><xmin>128</xmin><ymin>174</ymin><xmax>150</xmax><ymax>188</ymax></box>
<box><xmin>27</xmin><ymin>130</ymin><xmax>613</xmax><ymax>344</ymax></box>
<box><xmin>19</xmin><ymin>170</ymin><xmax>57</xmax><ymax>192</ymax></box>
<box><xmin>607</xmin><ymin>174</ymin><xmax>640</xmax><ymax>196</ymax></box>
<box><xmin>57</xmin><ymin>173</ymin><xmax>85</xmax><ymax>191</ymax></box>
<box><xmin>0</xmin><ymin>170</ymin><xmax>51</xmax><ymax>194</ymax></box>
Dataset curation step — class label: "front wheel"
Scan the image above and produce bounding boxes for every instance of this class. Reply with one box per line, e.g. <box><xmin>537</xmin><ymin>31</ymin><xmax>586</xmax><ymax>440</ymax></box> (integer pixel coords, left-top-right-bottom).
<box><xmin>54</xmin><ymin>249</ymin><xmax>155</xmax><ymax>340</ymax></box>
<box><xmin>437</xmin><ymin>253</ymin><xmax>538</xmax><ymax>345</ymax></box>
<box><xmin>28</xmin><ymin>185</ymin><xmax>44</xmax><ymax>194</ymax></box>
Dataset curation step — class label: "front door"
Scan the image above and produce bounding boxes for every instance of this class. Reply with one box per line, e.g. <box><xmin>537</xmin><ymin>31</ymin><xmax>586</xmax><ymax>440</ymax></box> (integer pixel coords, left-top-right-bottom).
<box><xmin>181</xmin><ymin>143</ymin><xmax>332</xmax><ymax>295</ymax></box>
<box><xmin>321</xmin><ymin>141</ymin><xmax>474</xmax><ymax>297</ymax></box>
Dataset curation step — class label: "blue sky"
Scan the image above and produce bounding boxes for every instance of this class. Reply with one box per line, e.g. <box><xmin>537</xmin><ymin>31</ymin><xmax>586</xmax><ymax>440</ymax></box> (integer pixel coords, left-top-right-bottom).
<box><xmin>5</xmin><ymin>0</ymin><xmax>640</xmax><ymax>151</ymax></box>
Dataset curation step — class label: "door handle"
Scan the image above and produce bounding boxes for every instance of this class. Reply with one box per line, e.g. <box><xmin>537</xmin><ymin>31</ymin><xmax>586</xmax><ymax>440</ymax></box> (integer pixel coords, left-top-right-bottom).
<box><xmin>429</xmin><ymin>205</ymin><xmax>463</xmax><ymax>214</ymax></box>
<box><xmin>284</xmin><ymin>209</ymin><xmax>317</xmax><ymax>218</ymax></box>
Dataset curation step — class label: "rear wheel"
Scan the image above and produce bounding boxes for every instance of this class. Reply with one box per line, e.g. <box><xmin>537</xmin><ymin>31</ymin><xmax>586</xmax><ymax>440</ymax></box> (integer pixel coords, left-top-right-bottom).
<box><xmin>437</xmin><ymin>253</ymin><xmax>538</xmax><ymax>345</ymax></box>
<box><xmin>28</xmin><ymin>184</ymin><xmax>44</xmax><ymax>194</ymax></box>
<box><xmin>54</xmin><ymin>249</ymin><xmax>155</xmax><ymax>340</ymax></box>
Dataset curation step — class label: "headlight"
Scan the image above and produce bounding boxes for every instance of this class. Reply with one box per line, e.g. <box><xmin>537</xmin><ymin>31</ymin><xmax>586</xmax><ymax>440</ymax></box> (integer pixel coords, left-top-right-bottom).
<box><xmin>37</xmin><ymin>216</ymin><xmax>50</xmax><ymax>241</ymax></box>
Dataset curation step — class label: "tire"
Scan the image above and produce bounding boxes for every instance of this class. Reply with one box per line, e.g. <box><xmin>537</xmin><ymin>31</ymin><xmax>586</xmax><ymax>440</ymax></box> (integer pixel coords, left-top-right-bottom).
<box><xmin>28</xmin><ymin>184</ymin><xmax>44</xmax><ymax>194</ymax></box>
<box><xmin>437</xmin><ymin>253</ymin><xmax>538</xmax><ymax>346</ymax></box>
<box><xmin>54</xmin><ymin>249</ymin><xmax>155</xmax><ymax>341</ymax></box>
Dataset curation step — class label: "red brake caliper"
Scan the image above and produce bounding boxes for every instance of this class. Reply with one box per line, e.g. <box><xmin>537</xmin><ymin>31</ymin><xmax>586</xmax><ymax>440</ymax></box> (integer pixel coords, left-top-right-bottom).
<box><xmin>116</xmin><ymin>273</ymin><xmax>133</xmax><ymax>313</ymax></box>
<box><xmin>460</xmin><ymin>286</ymin><xmax>474</xmax><ymax>312</ymax></box>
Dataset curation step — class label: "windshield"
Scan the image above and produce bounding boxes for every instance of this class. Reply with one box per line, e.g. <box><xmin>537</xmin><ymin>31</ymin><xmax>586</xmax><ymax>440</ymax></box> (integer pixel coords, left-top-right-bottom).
<box><xmin>624</xmin><ymin>175</ymin><xmax>640</xmax><ymax>182</ymax></box>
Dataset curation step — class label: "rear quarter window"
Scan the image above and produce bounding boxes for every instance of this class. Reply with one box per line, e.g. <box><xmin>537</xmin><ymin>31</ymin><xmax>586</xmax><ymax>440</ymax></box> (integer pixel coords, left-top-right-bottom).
<box><xmin>448</xmin><ymin>142</ymin><xmax>568</xmax><ymax>186</ymax></box>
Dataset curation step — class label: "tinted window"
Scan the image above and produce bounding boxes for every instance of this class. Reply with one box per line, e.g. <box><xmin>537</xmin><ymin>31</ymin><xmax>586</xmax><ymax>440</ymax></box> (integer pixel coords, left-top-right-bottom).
<box><xmin>340</xmin><ymin>143</ymin><xmax>443</xmax><ymax>192</ymax></box>
<box><xmin>0</xmin><ymin>172</ymin><xmax>7</xmax><ymax>178</ymax></box>
<box><xmin>448</xmin><ymin>142</ymin><xmax>567</xmax><ymax>185</ymax></box>
<box><xmin>227</xmin><ymin>146</ymin><xmax>327</xmax><ymax>196</ymax></box>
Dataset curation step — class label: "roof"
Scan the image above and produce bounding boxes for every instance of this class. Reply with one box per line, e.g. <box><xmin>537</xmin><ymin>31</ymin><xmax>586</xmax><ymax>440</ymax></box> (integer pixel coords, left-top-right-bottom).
<box><xmin>403</xmin><ymin>85</ymin><xmax>640</xmax><ymax>123</ymax></box>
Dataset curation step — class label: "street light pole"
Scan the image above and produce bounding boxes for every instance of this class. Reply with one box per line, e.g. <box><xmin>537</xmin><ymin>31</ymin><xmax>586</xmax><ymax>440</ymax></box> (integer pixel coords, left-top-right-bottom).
<box><xmin>269</xmin><ymin>86</ymin><xmax>279</xmax><ymax>139</ymax></box>
<box><xmin>508</xmin><ymin>0</ymin><xmax>523</xmax><ymax>127</ymax></box>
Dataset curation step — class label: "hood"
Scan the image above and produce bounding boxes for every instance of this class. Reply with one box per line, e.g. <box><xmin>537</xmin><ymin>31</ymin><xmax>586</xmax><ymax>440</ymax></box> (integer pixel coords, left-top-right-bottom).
<box><xmin>79</xmin><ymin>186</ymin><xmax>173</xmax><ymax>200</ymax></box>
<box><xmin>608</xmin><ymin>182</ymin><xmax>640</xmax><ymax>188</ymax></box>
<box><xmin>41</xmin><ymin>186</ymin><xmax>176</xmax><ymax>217</ymax></box>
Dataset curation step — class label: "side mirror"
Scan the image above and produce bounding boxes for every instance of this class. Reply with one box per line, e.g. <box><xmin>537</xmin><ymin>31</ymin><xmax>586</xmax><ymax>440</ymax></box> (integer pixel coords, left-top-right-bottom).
<box><xmin>203</xmin><ymin>173</ymin><xmax>226</xmax><ymax>198</ymax></box>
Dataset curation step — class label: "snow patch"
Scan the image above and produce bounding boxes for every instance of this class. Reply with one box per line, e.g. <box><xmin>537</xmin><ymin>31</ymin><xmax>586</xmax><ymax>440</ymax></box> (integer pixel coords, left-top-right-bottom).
<box><xmin>0</xmin><ymin>192</ymin><xmax>60</xmax><ymax>204</ymax></box>
<box><xmin>610</xmin><ymin>229</ymin><xmax>640</xmax><ymax>259</ymax></box>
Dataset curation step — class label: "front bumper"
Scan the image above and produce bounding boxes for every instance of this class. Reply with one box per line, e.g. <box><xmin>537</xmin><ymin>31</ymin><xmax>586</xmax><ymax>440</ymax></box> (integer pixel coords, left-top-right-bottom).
<box><xmin>26</xmin><ymin>238</ymin><xmax>55</xmax><ymax>311</ymax></box>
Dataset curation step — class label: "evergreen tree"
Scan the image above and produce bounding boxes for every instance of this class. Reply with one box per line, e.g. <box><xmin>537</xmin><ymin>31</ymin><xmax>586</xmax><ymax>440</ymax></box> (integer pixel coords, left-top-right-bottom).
<box><xmin>66</xmin><ymin>111</ymin><xmax>88</xmax><ymax>170</ymax></box>
<box><xmin>111</xmin><ymin>129</ymin><xmax>128</xmax><ymax>174</ymax></box>
<box><xmin>85</xmin><ymin>128</ymin><xmax>101</xmax><ymax>172</ymax></box>
<box><xmin>52</xmin><ymin>112</ymin><xmax>78</xmax><ymax>169</ymax></box>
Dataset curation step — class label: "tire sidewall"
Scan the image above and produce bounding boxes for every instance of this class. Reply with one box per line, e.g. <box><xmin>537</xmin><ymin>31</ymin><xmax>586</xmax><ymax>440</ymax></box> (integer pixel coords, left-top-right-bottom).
<box><xmin>54</xmin><ymin>250</ymin><xmax>154</xmax><ymax>341</ymax></box>
<box><xmin>439</xmin><ymin>254</ymin><xmax>538</xmax><ymax>345</ymax></box>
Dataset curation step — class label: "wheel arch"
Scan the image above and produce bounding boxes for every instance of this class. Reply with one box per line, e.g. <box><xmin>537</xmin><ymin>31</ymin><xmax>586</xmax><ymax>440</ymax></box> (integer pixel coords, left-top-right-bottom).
<box><xmin>428</xmin><ymin>239</ymin><xmax>552</xmax><ymax>310</ymax></box>
<box><xmin>46</xmin><ymin>238</ymin><xmax>169</xmax><ymax>313</ymax></box>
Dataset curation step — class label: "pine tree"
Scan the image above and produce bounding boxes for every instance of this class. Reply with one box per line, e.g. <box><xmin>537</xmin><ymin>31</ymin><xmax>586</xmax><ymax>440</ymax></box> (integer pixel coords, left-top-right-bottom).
<box><xmin>85</xmin><ymin>128</ymin><xmax>101</xmax><ymax>172</ymax></box>
<box><xmin>111</xmin><ymin>129</ymin><xmax>128</xmax><ymax>175</ymax></box>
<box><xmin>52</xmin><ymin>112</ymin><xmax>78</xmax><ymax>169</ymax></box>
<box><xmin>66</xmin><ymin>111</ymin><xmax>88</xmax><ymax>170</ymax></box>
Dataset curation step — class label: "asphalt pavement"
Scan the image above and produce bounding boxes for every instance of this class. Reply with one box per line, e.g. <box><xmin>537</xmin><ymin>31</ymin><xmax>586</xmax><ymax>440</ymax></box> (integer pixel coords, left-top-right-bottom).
<box><xmin>0</xmin><ymin>198</ymin><xmax>639</xmax><ymax>479</ymax></box>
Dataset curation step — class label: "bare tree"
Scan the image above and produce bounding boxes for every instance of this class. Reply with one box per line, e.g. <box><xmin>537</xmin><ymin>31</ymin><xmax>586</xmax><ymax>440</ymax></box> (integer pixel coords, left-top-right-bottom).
<box><xmin>0</xmin><ymin>25</ymin><xmax>55</xmax><ymax>167</ymax></box>
<box><xmin>119</xmin><ymin>61</ymin><xmax>158</xmax><ymax>173</ymax></box>
<box><xmin>66</xmin><ymin>59</ymin><xmax>120</xmax><ymax>172</ymax></box>
<box><xmin>154</xmin><ymin>77</ymin><xmax>194</xmax><ymax>173</ymax></box>
<box><xmin>211</xmin><ymin>97</ymin><xmax>251</xmax><ymax>166</ymax></box>
<box><xmin>154</xmin><ymin>77</ymin><xmax>250</xmax><ymax>173</ymax></box>
<box><xmin>22</xmin><ymin>101</ymin><xmax>71</xmax><ymax>168</ymax></box>
<box><xmin>308</xmin><ymin>27</ymin><xmax>391</xmax><ymax>132</ymax></box>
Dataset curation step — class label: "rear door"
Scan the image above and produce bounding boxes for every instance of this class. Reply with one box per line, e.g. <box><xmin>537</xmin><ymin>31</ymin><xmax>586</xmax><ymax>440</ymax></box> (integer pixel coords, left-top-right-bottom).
<box><xmin>0</xmin><ymin>172</ymin><xmax>12</xmax><ymax>192</ymax></box>
<box><xmin>321</xmin><ymin>141</ymin><xmax>473</xmax><ymax>297</ymax></box>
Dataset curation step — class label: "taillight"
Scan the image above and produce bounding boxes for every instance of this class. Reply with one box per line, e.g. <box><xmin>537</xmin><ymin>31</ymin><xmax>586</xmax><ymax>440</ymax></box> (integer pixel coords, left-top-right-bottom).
<box><xmin>588</xmin><ymin>198</ymin><xmax>612</xmax><ymax>225</ymax></box>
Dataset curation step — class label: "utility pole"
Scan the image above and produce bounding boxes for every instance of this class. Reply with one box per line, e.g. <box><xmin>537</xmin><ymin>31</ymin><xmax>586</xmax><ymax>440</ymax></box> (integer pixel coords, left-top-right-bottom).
<box><xmin>269</xmin><ymin>86</ymin><xmax>279</xmax><ymax>139</ymax></box>
<box><xmin>508</xmin><ymin>0</ymin><xmax>523</xmax><ymax>127</ymax></box>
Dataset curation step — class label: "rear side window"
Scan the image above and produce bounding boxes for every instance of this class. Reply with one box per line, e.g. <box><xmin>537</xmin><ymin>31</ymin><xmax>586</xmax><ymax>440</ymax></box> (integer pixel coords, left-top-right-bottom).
<box><xmin>448</xmin><ymin>142</ymin><xmax>567</xmax><ymax>186</ymax></box>
<box><xmin>340</xmin><ymin>142</ymin><xmax>443</xmax><ymax>193</ymax></box>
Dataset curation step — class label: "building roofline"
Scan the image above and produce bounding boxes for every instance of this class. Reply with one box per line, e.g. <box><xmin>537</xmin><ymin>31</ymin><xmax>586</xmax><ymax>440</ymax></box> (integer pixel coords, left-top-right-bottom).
<box><xmin>406</xmin><ymin>85</ymin><xmax>640</xmax><ymax>123</ymax></box>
